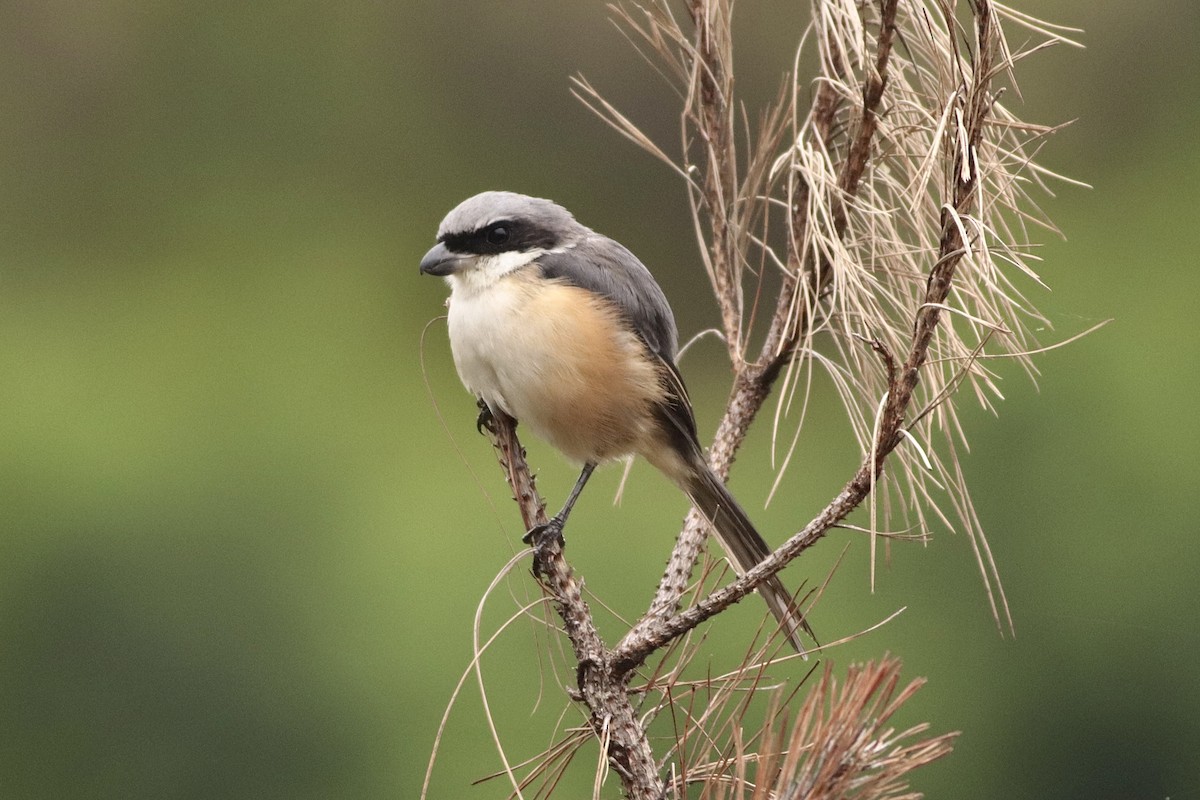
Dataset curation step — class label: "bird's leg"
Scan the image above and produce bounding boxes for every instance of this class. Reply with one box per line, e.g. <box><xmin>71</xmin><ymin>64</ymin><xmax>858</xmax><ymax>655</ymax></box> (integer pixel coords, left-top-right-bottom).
<box><xmin>524</xmin><ymin>462</ymin><xmax>597</xmax><ymax>549</ymax></box>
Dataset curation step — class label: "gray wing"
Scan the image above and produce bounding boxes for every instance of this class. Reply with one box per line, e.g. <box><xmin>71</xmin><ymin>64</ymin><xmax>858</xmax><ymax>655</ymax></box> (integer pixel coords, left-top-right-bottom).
<box><xmin>537</xmin><ymin>234</ymin><xmax>679</xmax><ymax>359</ymax></box>
<box><xmin>537</xmin><ymin>233</ymin><xmax>700</xmax><ymax>448</ymax></box>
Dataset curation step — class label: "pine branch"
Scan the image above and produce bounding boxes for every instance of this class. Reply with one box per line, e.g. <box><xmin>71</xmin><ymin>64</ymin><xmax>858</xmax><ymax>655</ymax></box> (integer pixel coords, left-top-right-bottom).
<box><xmin>443</xmin><ymin>1</ymin><xmax>1083</xmax><ymax>797</ymax></box>
<box><xmin>482</xmin><ymin>408</ymin><xmax>666</xmax><ymax>799</ymax></box>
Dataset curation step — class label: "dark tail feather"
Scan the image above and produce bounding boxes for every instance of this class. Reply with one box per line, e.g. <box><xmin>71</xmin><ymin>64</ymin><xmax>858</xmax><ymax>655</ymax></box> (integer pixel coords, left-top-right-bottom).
<box><xmin>683</xmin><ymin>463</ymin><xmax>812</xmax><ymax>655</ymax></box>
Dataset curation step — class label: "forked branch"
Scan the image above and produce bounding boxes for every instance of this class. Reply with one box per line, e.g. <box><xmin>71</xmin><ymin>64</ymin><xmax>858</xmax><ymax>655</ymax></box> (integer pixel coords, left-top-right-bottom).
<box><xmin>461</xmin><ymin>0</ymin><xmax>1076</xmax><ymax>796</ymax></box>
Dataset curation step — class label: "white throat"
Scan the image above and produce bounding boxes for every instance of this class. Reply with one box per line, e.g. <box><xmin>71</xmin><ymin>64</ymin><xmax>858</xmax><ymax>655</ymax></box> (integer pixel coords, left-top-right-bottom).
<box><xmin>447</xmin><ymin>248</ymin><xmax>544</xmax><ymax>296</ymax></box>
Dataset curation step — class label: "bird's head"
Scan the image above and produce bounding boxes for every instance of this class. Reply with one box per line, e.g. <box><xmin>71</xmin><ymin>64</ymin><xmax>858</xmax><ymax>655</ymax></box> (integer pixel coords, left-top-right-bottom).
<box><xmin>419</xmin><ymin>191</ymin><xmax>584</xmax><ymax>285</ymax></box>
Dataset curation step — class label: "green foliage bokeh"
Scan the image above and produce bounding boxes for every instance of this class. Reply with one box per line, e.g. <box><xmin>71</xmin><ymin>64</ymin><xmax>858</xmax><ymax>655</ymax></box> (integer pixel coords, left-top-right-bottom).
<box><xmin>2</xmin><ymin>2</ymin><xmax>1197</xmax><ymax>798</ymax></box>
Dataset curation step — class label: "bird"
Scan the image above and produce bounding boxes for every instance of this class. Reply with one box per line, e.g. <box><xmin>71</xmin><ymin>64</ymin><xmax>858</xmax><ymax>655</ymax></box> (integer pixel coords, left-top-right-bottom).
<box><xmin>419</xmin><ymin>190</ymin><xmax>810</xmax><ymax>653</ymax></box>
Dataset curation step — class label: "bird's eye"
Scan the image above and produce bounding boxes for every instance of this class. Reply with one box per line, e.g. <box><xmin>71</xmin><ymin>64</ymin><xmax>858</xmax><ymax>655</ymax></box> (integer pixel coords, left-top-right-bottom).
<box><xmin>486</xmin><ymin>225</ymin><xmax>510</xmax><ymax>246</ymax></box>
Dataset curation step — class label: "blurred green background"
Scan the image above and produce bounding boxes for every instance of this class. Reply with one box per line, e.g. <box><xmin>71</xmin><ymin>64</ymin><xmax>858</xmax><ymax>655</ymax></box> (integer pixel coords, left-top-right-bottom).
<box><xmin>2</xmin><ymin>1</ymin><xmax>1197</xmax><ymax>798</ymax></box>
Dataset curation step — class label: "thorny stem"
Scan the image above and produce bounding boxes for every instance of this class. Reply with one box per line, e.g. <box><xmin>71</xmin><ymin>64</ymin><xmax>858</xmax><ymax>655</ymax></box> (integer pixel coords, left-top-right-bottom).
<box><xmin>640</xmin><ymin>0</ymin><xmax>900</xmax><ymax>638</ymax></box>
<box><xmin>684</xmin><ymin>0</ymin><xmax>743</xmax><ymax>364</ymax></box>
<box><xmin>885</xmin><ymin>0</ymin><xmax>994</xmax><ymax>451</ymax></box>
<box><xmin>617</xmin><ymin>461</ymin><xmax>879</xmax><ymax>669</ymax></box>
<box><xmin>618</xmin><ymin>0</ymin><xmax>997</xmax><ymax>670</ymax></box>
<box><xmin>484</xmin><ymin>411</ymin><xmax>665</xmax><ymax>799</ymax></box>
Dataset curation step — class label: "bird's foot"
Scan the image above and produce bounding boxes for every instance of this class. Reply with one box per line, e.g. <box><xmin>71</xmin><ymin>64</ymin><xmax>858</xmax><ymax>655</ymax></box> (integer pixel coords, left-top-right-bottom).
<box><xmin>475</xmin><ymin>401</ymin><xmax>495</xmax><ymax>435</ymax></box>
<box><xmin>523</xmin><ymin>516</ymin><xmax>565</xmax><ymax>552</ymax></box>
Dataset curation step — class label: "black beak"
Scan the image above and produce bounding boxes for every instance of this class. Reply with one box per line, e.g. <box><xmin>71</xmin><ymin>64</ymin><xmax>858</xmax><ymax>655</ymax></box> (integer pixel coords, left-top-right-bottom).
<box><xmin>418</xmin><ymin>242</ymin><xmax>466</xmax><ymax>276</ymax></box>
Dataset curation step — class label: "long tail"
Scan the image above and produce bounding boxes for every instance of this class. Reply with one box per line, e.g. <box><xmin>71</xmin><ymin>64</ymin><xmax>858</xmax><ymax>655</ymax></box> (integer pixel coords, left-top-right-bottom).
<box><xmin>681</xmin><ymin>461</ymin><xmax>812</xmax><ymax>655</ymax></box>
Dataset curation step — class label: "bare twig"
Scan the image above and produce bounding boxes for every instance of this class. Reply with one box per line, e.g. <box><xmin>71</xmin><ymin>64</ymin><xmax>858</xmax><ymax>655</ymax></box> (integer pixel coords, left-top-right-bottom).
<box><xmin>640</xmin><ymin>0</ymin><xmax>901</xmax><ymax>644</ymax></box>
<box><xmin>484</xmin><ymin>411</ymin><xmax>664</xmax><ymax>799</ymax></box>
<box><xmin>619</xmin><ymin>0</ymin><xmax>1006</xmax><ymax>669</ymax></box>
